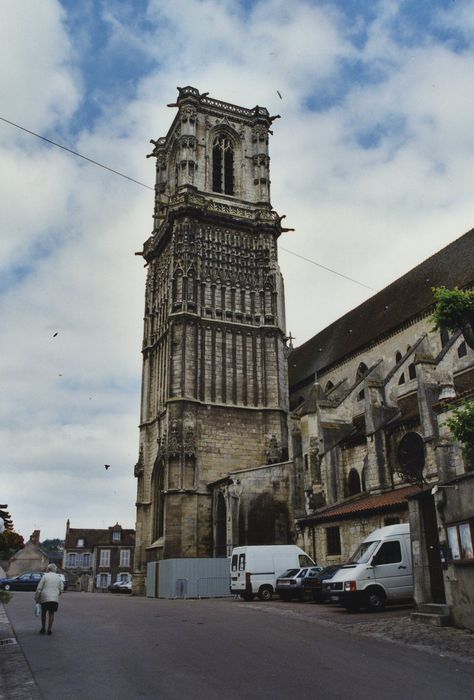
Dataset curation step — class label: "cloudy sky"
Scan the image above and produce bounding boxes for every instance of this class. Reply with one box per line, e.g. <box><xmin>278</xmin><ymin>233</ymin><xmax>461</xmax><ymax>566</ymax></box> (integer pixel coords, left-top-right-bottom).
<box><xmin>1</xmin><ymin>0</ymin><xmax>473</xmax><ymax>541</ymax></box>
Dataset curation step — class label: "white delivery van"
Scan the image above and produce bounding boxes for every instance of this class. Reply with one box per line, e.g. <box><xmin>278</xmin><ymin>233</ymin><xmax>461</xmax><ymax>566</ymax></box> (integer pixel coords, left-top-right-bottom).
<box><xmin>325</xmin><ymin>523</ymin><xmax>413</xmax><ymax>611</ymax></box>
<box><xmin>230</xmin><ymin>545</ymin><xmax>314</xmax><ymax>601</ymax></box>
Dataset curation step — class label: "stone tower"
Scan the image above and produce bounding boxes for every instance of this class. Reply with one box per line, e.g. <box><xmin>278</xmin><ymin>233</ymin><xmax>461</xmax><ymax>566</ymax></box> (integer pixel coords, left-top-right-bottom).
<box><xmin>133</xmin><ymin>87</ymin><xmax>289</xmax><ymax>593</ymax></box>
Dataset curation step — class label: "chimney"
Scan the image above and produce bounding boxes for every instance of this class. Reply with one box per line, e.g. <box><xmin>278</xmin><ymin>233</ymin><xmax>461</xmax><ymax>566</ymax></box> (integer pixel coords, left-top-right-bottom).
<box><xmin>30</xmin><ymin>530</ymin><xmax>40</xmax><ymax>546</ymax></box>
<box><xmin>66</xmin><ymin>518</ymin><xmax>70</xmax><ymax>536</ymax></box>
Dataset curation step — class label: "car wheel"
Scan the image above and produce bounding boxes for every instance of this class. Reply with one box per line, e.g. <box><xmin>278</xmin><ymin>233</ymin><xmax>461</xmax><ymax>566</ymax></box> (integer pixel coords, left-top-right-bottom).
<box><xmin>4</xmin><ymin>584</ymin><xmax>10</xmax><ymax>591</ymax></box>
<box><xmin>258</xmin><ymin>585</ymin><xmax>273</xmax><ymax>601</ymax></box>
<box><xmin>365</xmin><ymin>587</ymin><xmax>386</xmax><ymax>612</ymax></box>
<box><xmin>240</xmin><ymin>592</ymin><xmax>254</xmax><ymax>602</ymax></box>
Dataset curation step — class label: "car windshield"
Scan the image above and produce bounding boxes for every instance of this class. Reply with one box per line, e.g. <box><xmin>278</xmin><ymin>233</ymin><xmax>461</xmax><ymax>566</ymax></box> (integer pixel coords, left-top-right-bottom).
<box><xmin>279</xmin><ymin>569</ymin><xmax>299</xmax><ymax>577</ymax></box>
<box><xmin>347</xmin><ymin>540</ymin><xmax>380</xmax><ymax>564</ymax></box>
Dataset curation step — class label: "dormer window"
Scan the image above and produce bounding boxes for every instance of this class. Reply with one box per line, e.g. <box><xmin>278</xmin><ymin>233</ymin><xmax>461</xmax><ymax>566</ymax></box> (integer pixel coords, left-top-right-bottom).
<box><xmin>77</xmin><ymin>538</ymin><xmax>84</xmax><ymax>548</ymax></box>
<box><xmin>212</xmin><ymin>135</ymin><xmax>234</xmax><ymax>195</ymax></box>
<box><xmin>112</xmin><ymin>531</ymin><xmax>121</xmax><ymax>543</ymax></box>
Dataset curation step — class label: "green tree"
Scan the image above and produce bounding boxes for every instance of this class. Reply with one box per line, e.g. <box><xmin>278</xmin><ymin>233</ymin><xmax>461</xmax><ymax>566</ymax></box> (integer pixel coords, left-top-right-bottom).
<box><xmin>0</xmin><ymin>530</ymin><xmax>24</xmax><ymax>557</ymax></box>
<box><xmin>40</xmin><ymin>538</ymin><xmax>64</xmax><ymax>552</ymax></box>
<box><xmin>432</xmin><ymin>286</ymin><xmax>474</xmax><ymax>348</ymax></box>
<box><xmin>445</xmin><ymin>401</ymin><xmax>474</xmax><ymax>470</ymax></box>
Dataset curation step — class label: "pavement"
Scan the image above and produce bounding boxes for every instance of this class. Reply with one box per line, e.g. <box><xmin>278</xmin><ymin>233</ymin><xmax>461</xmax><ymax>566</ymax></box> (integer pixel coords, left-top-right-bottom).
<box><xmin>1</xmin><ymin>595</ymin><xmax>474</xmax><ymax>699</ymax></box>
<box><xmin>0</xmin><ymin>604</ymin><xmax>42</xmax><ymax>699</ymax></box>
<box><xmin>246</xmin><ymin>598</ymin><xmax>474</xmax><ymax>665</ymax></box>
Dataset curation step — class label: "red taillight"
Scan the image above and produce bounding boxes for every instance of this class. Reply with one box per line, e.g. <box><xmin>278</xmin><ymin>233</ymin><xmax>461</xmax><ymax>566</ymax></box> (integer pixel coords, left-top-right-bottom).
<box><xmin>246</xmin><ymin>572</ymin><xmax>251</xmax><ymax>585</ymax></box>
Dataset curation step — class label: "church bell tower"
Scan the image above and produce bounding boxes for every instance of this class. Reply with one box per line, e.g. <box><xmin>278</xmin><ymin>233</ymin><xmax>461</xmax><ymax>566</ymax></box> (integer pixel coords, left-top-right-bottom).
<box><xmin>134</xmin><ymin>87</ymin><xmax>289</xmax><ymax>593</ymax></box>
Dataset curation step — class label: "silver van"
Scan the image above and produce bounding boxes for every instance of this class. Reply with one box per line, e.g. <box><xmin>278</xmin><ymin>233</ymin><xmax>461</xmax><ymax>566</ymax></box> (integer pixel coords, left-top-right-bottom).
<box><xmin>325</xmin><ymin>523</ymin><xmax>413</xmax><ymax>611</ymax></box>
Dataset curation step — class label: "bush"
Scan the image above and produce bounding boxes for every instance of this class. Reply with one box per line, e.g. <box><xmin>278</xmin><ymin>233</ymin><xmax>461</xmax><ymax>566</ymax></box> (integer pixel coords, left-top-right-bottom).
<box><xmin>0</xmin><ymin>590</ymin><xmax>12</xmax><ymax>605</ymax></box>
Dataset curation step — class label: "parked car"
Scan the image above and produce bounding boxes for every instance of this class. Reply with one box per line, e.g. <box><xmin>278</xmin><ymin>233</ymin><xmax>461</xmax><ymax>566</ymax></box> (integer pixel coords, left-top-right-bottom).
<box><xmin>108</xmin><ymin>580</ymin><xmax>132</xmax><ymax>594</ymax></box>
<box><xmin>59</xmin><ymin>573</ymin><xmax>69</xmax><ymax>591</ymax></box>
<box><xmin>301</xmin><ymin>565</ymin><xmax>342</xmax><ymax>603</ymax></box>
<box><xmin>276</xmin><ymin>566</ymin><xmax>323</xmax><ymax>601</ymax></box>
<box><xmin>0</xmin><ymin>571</ymin><xmax>44</xmax><ymax>591</ymax></box>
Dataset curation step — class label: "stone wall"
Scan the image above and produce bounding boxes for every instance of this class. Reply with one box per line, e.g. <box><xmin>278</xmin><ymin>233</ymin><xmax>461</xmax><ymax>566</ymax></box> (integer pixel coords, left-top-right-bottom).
<box><xmin>7</xmin><ymin>543</ymin><xmax>48</xmax><ymax>577</ymax></box>
<box><xmin>297</xmin><ymin>510</ymin><xmax>409</xmax><ymax>566</ymax></box>
<box><xmin>433</xmin><ymin>472</ymin><xmax>474</xmax><ymax>630</ymax></box>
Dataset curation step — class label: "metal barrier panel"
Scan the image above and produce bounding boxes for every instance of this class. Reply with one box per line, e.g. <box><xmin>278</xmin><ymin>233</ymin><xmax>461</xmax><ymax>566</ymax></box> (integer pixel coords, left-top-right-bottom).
<box><xmin>197</xmin><ymin>576</ymin><xmax>231</xmax><ymax>598</ymax></box>
<box><xmin>150</xmin><ymin>558</ymin><xmax>230</xmax><ymax>598</ymax></box>
<box><xmin>146</xmin><ymin>562</ymin><xmax>157</xmax><ymax>598</ymax></box>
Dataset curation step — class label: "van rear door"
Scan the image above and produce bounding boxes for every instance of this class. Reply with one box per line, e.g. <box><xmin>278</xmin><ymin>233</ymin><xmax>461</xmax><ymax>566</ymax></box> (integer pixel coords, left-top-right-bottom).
<box><xmin>230</xmin><ymin>550</ymin><xmax>246</xmax><ymax>591</ymax></box>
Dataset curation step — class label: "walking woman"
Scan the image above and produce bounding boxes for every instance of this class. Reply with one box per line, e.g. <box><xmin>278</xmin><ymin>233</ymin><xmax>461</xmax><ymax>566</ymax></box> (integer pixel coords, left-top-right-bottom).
<box><xmin>35</xmin><ymin>563</ymin><xmax>64</xmax><ymax>635</ymax></box>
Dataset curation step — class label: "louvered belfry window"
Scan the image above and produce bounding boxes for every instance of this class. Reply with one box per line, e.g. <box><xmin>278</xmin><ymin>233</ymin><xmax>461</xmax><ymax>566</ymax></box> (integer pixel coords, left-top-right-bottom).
<box><xmin>212</xmin><ymin>135</ymin><xmax>234</xmax><ymax>195</ymax></box>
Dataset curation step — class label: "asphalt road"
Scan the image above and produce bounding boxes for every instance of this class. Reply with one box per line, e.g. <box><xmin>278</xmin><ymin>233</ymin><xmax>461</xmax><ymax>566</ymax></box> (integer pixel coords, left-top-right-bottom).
<box><xmin>6</xmin><ymin>592</ymin><xmax>474</xmax><ymax>700</ymax></box>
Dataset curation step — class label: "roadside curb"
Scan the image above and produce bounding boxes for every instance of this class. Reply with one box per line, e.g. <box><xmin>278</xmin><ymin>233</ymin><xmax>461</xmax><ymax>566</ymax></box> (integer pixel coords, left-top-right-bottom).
<box><xmin>0</xmin><ymin>604</ymin><xmax>42</xmax><ymax>700</ymax></box>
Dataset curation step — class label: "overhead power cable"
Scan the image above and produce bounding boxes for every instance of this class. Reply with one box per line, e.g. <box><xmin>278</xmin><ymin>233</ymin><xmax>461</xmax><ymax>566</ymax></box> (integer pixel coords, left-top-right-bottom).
<box><xmin>0</xmin><ymin>115</ymin><xmax>154</xmax><ymax>191</ymax></box>
<box><xmin>1</xmin><ymin>115</ymin><xmax>376</xmax><ymax>291</ymax></box>
<box><xmin>279</xmin><ymin>247</ymin><xmax>377</xmax><ymax>292</ymax></box>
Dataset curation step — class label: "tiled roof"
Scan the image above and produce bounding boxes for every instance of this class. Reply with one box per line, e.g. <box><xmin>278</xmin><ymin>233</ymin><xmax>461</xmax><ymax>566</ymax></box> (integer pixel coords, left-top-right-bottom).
<box><xmin>65</xmin><ymin>527</ymin><xmax>135</xmax><ymax>549</ymax></box>
<box><xmin>297</xmin><ymin>484</ymin><xmax>427</xmax><ymax>526</ymax></box>
<box><xmin>289</xmin><ymin>228</ymin><xmax>474</xmax><ymax>390</ymax></box>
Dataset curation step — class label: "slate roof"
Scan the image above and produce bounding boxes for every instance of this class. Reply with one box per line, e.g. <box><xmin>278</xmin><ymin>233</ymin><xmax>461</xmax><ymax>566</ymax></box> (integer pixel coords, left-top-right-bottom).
<box><xmin>289</xmin><ymin>228</ymin><xmax>474</xmax><ymax>390</ymax></box>
<box><xmin>65</xmin><ymin>527</ymin><xmax>135</xmax><ymax>549</ymax></box>
<box><xmin>297</xmin><ymin>484</ymin><xmax>426</xmax><ymax>526</ymax></box>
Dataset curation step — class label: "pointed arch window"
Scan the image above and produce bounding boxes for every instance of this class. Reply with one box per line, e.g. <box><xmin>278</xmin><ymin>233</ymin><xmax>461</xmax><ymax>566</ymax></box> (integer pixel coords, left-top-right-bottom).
<box><xmin>361</xmin><ymin>465</ymin><xmax>367</xmax><ymax>491</ymax></box>
<box><xmin>153</xmin><ymin>461</ymin><xmax>165</xmax><ymax>540</ymax></box>
<box><xmin>212</xmin><ymin>135</ymin><xmax>234</xmax><ymax>195</ymax></box>
<box><xmin>440</xmin><ymin>328</ymin><xmax>450</xmax><ymax>347</ymax></box>
<box><xmin>348</xmin><ymin>468</ymin><xmax>362</xmax><ymax>496</ymax></box>
<box><xmin>215</xmin><ymin>492</ymin><xmax>227</xmax><ymax>557</ymax></box>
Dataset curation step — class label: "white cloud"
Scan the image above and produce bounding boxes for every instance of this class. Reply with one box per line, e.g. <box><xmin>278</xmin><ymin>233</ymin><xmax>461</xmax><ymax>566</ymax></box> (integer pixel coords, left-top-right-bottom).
<box><xmin>0</xmin><ymin>0</ymin><xmax>80</xmax><ymax>131</ymax></box>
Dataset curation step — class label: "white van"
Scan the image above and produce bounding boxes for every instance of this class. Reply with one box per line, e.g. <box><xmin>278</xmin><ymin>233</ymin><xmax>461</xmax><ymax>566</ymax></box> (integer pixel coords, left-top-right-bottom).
<box><xmin>230</xmin><ymin>545</ymin><xmax>314</xmax><ymax>601</ymax></box>
<box><xmin>325</xmin><ymin>523</ymin><xmax>413</xmax><ymax>611</ymax></box>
